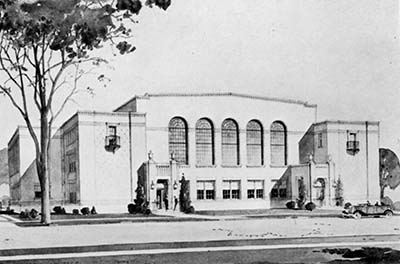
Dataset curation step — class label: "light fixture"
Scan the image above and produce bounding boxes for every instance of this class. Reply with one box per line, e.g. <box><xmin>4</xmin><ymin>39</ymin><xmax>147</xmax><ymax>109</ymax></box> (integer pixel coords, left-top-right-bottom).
<box><xmin>150</xmin><ymin>181</ymin><xmax>155</xmax><ymax>190</ymax></box>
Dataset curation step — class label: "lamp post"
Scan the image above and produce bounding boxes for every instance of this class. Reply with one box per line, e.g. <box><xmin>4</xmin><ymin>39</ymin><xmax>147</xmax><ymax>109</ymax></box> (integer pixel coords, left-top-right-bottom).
<box><xmin>309</xmin><ymin>153</ymin><xmax>313</xmax><ymax>203</ymax></box>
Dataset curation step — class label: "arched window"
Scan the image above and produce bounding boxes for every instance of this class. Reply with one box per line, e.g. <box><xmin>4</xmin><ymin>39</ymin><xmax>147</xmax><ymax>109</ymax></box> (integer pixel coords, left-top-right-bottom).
<box><xmin>246</xmin><ymin>120</ymin><xmax>263</xmax><ymax>166</ymax></box>
<box><xmin>196</xmin><ymin>118</ymin><xmax>214</xmax><ymax>165</ymax></box>
<box><xmin>221</xmin><ymin>119</ymin><xmax>239</xmax><ymax>165</ymax></box>
<box><xmin>270</xmin><ymin>121</ymin><xmax>287</xmax><ymax>166</ymax></box>
<box><xmin>168</xmin><ymin>117</ymin><xmax>188</xmax><ymax>164</ymax></box>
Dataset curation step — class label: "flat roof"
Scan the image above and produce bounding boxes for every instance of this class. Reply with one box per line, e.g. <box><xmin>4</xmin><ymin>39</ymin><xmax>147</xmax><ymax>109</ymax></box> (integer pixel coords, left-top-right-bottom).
<box><xmin>114</xmin><ymin>92</ymin><xmax>317</xmax><ymax>112</ymax></box>
<box><xmin>313</xmin><ymin>120</ymin><xmax>380</xmax><ymax>126</ymax></box>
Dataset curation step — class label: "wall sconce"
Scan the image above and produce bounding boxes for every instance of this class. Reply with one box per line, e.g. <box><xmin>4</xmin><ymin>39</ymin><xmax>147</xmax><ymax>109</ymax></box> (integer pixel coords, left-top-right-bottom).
<box><xmin>173</xmin><ymin>180</ymin><xmax>178</xmax><ymax>190</ymax></box>
<box><xmin>150</xmin><ymin>181</ymin><xmax>155</xmax><ymax>190</ymax></box>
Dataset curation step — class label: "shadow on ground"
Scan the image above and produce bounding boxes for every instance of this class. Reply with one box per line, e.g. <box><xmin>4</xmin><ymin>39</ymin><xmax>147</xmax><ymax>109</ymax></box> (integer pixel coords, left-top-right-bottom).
<box><xmin>321</xmin><ymin>247</ymin><xmax>400</xmax><ymax>263</ymax></box>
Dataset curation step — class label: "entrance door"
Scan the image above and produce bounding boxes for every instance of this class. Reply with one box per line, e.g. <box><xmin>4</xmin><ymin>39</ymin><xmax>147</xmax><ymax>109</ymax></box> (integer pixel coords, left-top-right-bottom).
<box><xmin>156</xmin><ymin>180</ymin><xmax>169</xmax><ymax>210</ymax></box>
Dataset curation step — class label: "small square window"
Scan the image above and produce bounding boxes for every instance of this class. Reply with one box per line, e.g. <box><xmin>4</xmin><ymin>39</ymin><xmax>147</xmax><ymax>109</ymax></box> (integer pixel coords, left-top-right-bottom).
<box><xmin>223</xmin><ymin>190</ymin><xmax>230</xmax><ymax>199</ymax></box>
<box><xmin>34</xmin><ymin>191</ymin><xmax>41</xmax><ymax>199</ymax></box>
<box><xmin>256</xmin><ymin>189</ymin><xmax>264</xmax><ymax>198</ymax></box>
<box><xmin>108</xmin><ymin>126</ymin><xmax>117</xmax><ymax>136</ymax></box>
<box><xmin>231</xmin><ymin>190</ymin><xmax>240</xmax><ymax>199</ymax></box>
<box><xmin>197</xmin><ymin>190</ymin><xmax>204</xmax><ymax>200</ymax></box>
<box><xmin>205</xmin><ymin>190</ymin><xmax>215</xmax><ymax>200</ymax></box>
<box><xmin>247</xmin><ymin>189</ymin><xmax>255</xmax><ymax>199</ymax></box>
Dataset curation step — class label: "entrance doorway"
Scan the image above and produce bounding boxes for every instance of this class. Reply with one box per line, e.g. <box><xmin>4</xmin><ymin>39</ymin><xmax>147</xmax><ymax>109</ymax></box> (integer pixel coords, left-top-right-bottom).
<box><xmin>156</xmin><ymin>180</ymin><xmax>169</xmax><ymax>210</ymax></box>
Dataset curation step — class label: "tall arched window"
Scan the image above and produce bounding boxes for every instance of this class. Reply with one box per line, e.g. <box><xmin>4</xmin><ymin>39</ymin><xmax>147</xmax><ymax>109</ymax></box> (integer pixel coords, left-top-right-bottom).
<box><xmin>270</xmin><ymin>121</ymin><xmax>287</xmax><ymax>166</ymax></box>
<box><xmin>221</xmin><ymin>119</ymin><xmax>239</xmax><ymax>165</ymax></box>
<box><xmin>247</xmin><ymin>120</ymin><xmax>263</xmax><ymax>166</ymax></box>
<box><xmin>196</xmin><ymin>118</ymin><xmax>215</xmax><ymax>165</ymax></box>
<box><xmin>168</xmin><ymin>117</ymin><xmax>188</xmax><ymax>164</ymax></box>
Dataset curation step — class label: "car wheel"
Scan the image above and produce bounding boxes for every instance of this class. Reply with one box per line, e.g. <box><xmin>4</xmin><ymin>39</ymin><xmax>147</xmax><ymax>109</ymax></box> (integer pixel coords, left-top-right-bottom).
<box><xmin>353</xmin><ymin>211</ymin><xmax>362</xmax><ymax>219</ymax></box>
<box><xmin>384</xmin><ymin>210</ymin><xmax>393</xmax><ymax>218</ymax></box>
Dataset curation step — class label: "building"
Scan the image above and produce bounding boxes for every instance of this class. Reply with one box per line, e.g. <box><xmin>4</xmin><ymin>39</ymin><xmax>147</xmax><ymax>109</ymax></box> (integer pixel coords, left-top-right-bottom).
<box><xmin>0</xmin><ymin>148</ymin><xmax>10</xmax><ymax>208</ymax></box>
<box><xmin>7</xmin><ymin>93</ymin><xmax>382</xmax><ymax>212</ymax></box>
<box><xmin>271</xmin><ymin>121</ymin><xmax>380</xmax><ymax>207</ymax></box>
<box><xmin>7</xmin><ymin>126</ymin><xmax>62</xmax><ymax>209</ymax></box>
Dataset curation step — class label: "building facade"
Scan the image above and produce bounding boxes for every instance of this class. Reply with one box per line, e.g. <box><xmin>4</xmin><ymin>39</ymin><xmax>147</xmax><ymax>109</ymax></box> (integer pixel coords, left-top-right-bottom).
<box><xmin>7</xmin><ymin>126</ymin><xmax>62</xmax><ymax>209</ymax></box>
<box><xmin>7</xmin><ymin>93</ymin><xmax>382</xmax><ymax>212</ymax></box>
<box><xmin>271</xmin><ymin>121</ymin><xmax>380</xmax><ymax>207</ymax></box>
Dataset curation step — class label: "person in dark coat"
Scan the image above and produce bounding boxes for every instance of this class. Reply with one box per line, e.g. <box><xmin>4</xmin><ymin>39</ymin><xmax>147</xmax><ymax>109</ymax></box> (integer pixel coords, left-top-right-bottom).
<box><xmin>174</xmin><ymin>196</ymin><xmax>179</xmax><ymax>211</ymax></box>
<box><xmin>163</xmin><ymin>197</ymin><xmax>169</xmax><ymax>210</ymax></box>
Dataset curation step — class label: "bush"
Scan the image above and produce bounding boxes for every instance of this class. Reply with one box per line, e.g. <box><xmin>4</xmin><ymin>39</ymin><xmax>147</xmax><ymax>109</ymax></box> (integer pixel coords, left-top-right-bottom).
<box><xmin>90</xmin><ymin>206</ymin><xmax>97</xmax><ymax>215</ymax></box>
<box><xmin>186</xmin><ymin>206</ymin><xmax>195</xmax><ymax>214</ymax></box>
<box><xmin>53</xmin><ymin>206</ymin><xmax>66</xmax><ymax>215</ymax></box>
<box><xmin>72</xmin><ymin>209</ymin><xmax>80</xmax><ymax>215</ymax></box>
<box><xmin>286</xmin><ymin>201</ymin><xmax>296</xmax><ymax>209</ymax></box>
<box><xmin>393</xmin><ymin>201</ymin><xmax>400</xmax><ymax>211</ymax></box>
<box><xmin>127</xmin><ymin>203</ymin><xmax>136</xmax><ymax>214</ymax></box>
<box><xmin>344</xmin><ymin>202</ymin><xmax>352</xmax><ymax>209</ymax></box>
<box><xmin>19</xmin><ymin>210</ymin><xmax>29</xmax><ymax>219</ymax></box>
<box><xmin>297</xmin><ymin>199</ymin><xmax>305</xmax><ymax>209</ymax></box>
<box><xmin>30</xmin><ymin>209</ymin><xmax>38</xmax><ymax>219</ymax></box>
<box><xmin>381</xmin><ymin>196</ymin><xmax>394</xmax><ymax>209</ymax></box>
<box><xmin>305</xmin><ymin>202</ymin><xmax>316</xmax><ymax>211</ymax></box>
<box><xmin>334</xmin><ymin>177</ymin><xmax>344</xmax><ymax>206</ymax></box>
<box><xmin>80</xmin><ymin>207</ymin><xmax>90</xmax><ymax>215</ymax></box>
<box><xmin>144</xmin><ymin>208</ymin><xmax>151</xmax><ymax>215</ymax></box>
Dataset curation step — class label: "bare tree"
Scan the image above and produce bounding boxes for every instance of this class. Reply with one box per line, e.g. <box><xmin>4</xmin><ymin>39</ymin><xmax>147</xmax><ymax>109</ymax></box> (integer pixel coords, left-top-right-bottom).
<box><xmin>0</xmin><ymin>0</ymin><xmax>170</xmax><ymax>224</ymax></box>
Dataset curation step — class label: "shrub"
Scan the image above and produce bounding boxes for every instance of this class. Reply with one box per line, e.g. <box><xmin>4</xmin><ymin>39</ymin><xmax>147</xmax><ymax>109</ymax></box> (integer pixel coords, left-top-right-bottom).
<box><xmin>297</xmin><ymin>177</ymin><xmax>306</xmax><ymax>209</ymax></box>
<box><xmin>334</xmin><ymin>177</ymin><xmax>344</xmax><ymax>206</ymax></box>
<box><xmin>381</xmin><ymin>196</ymin><xmax>394</xmax><ymax>208</ymax></box>
<box><xmin>344</xmin><ymin>202</ymin><xmax>352</xmax><ymax>209</ymax></box>
<box><xmin>90</xmin><ymin>206</ymin><xmax>97</xmax><ymax>215</ymax></box>
<box><xmin>393</xmin><ymin>201</ymin><xmax>400</xmax><ymax>211</ymax></box>
<box><xmin>286</xmin><ymin>201</ymin><xmax>296</xmax><ymax>209</ymax></box>
<box><xmin>19</xmin><ymin>210</ymin><xmax>29</xmax><ymax>219</ymax></box>
<box><xmin>179</xmin><ymin>176</ymin><xmax>195</xmax><ymax>214</ymax></box>
<box><xmin>144</xmin><ymin>208</ymin><xmax>151</xmax><ymax>215</ymax></box>
<box><xmin>127</xmin><ymin>183</ymin><xmax>150</xmax><ymax>214</ymax></box>
<box><xmin>72</xmin><ymin>209</ymin><xmax>80</xmax><ymax>215</ymax></box>
<box><xmin>186</xmin><ymin>206</ymin><xmax>195</xmax><ymax>214</ymax></box>
<box><xmin>30</xmin><ymin>209</ymin><xmax>38</xmax><ymax>219</ymax></box>
<box><xmin>53</xmin><ymin>206</ymin><xmax>66</xmax><ymax>215</ymax></box>
<box><xmin>305</xmin><ymin>202</ymin><xmax>316</xmax><ymax>211</ymax></box>
<box><xmin>127</xmin><ymin>203</ymin><xmax>136</xmax><ymax>214</ymax></box>
<box><xmin>81</xmin><ymin>207</ymin><xmax>90</xmax><ymax>215</ymax></box>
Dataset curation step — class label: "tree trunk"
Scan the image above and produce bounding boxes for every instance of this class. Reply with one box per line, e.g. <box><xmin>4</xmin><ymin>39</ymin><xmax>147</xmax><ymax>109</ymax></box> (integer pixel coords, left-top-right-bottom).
<box><xmin>37</xmin><ymin>111</ymin><xmax>51</xmax><ymax>224</ymax></box>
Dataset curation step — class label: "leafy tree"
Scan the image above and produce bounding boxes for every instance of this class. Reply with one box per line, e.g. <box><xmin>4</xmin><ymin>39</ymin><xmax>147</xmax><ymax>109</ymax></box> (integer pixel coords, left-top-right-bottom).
<box><xmin>379</xmin><ymin>148</ymin><xmax>400</xmax><ymax>198</ymax></box>
<box><xmin>0</xmin><ymin>0</ymin><xmax>170</xmax><ymax>224</ymax></box>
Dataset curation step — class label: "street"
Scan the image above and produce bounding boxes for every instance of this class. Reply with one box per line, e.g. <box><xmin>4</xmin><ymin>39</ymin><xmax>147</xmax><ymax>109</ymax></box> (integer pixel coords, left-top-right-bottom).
<box><xmin>1</xmin><ymin>215</ymin><xmax>400</xmax><ymax>263</ymax></box>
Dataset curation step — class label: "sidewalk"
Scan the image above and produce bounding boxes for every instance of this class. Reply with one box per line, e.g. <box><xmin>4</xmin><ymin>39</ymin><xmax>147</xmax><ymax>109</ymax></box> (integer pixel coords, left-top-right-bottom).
<box><xmin>2</xmin><ymin>208</ymin><xmax>345</xmax><ymax>227</ymax></box>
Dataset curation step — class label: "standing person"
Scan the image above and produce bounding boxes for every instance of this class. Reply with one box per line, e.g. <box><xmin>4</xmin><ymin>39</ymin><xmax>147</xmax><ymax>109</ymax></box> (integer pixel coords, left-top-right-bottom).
<box><xmin>174</xmin><ymin>196</ymin><xmax>179</xmax><ymax>211</ymax></box>
<box><xmin>163</xmin><ymin>196</ymin><xmax>169</xmax><ymax>210</ymax></box>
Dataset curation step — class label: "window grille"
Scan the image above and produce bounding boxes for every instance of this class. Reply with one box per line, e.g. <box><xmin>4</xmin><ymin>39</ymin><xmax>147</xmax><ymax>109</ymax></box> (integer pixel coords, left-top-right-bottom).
<box><xmin>270</xmin><ymin>121</ymin><xmax>287</xmax><ymax>166</ymax></box>
<box><xmin>196</xmin><ymin>119</ymin><xmax>214</xmax><ymax>165</ymax></box>
<box><xmin>168</xmin><ymin>117</ymin><xmax>188</xmax><ymax>164</ymax></box>
<box><xmin>247</xmin><ymin>180</ymin><xmax>264</xmax><ymax>199</ymax></box>
<box><xmin>246</xmin><ymin>120</ymin><xmax>263</xmax><ymax>165</ymax></box>
<box><xmin>221</xmin><ymin>119</ymin><xmax>239</xmax><ymax>165</ymax></box>
<box><xmin>222</xmin><ymin>180</ymin><xmax>240</xmax><ymax>199</ymax></box>
<box><xmin>196</xmin><ymin>181</ymin><xmax>215</xmax><ymax>200</ymax></box>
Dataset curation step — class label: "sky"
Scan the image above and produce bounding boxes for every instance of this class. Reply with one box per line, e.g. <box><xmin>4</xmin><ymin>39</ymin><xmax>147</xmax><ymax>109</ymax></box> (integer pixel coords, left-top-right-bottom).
<box><xmin>0</xmin><ymin>0</ymin><xmax>400</xmax><ymax>152</ymax></box>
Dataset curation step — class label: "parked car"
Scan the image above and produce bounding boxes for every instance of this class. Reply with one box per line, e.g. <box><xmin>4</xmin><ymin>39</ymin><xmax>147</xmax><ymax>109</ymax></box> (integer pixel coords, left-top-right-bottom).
<box><xmin>343</xmin><ymin>203</ymin><xmax>394</xmax><ymax>219</ymax></box>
